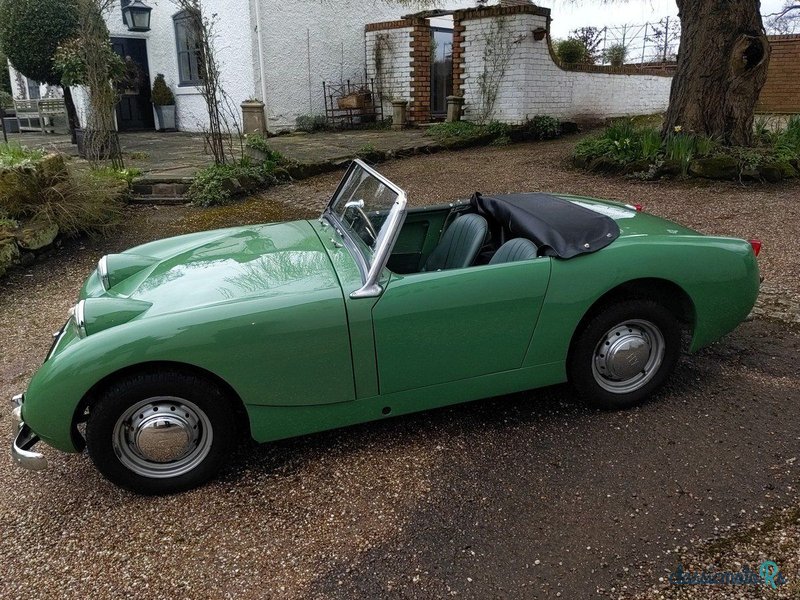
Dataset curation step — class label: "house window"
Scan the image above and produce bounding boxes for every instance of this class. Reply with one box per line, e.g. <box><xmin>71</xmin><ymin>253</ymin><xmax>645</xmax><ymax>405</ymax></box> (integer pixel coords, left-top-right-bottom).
<box><xmin>26</xmin><ymin>77</ymin><xmax>40</xmax><ymax>100</ymax></box>
<box><xmin>174</xmin><ymin>10</ymin><xmax>203</xmax><ymax>85</ymax></box>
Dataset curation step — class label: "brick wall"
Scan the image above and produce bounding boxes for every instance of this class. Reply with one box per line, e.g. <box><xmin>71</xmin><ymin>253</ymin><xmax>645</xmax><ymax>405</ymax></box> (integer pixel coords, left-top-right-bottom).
<box><xmin>409</xmin><ymin>19</ymin><xmax>432</xmax><ymax>123</ymax></box>
<box><xmin>757</xmin><ymin>35</ymin><xmax>800</xmax><ymax>114</ymax></box>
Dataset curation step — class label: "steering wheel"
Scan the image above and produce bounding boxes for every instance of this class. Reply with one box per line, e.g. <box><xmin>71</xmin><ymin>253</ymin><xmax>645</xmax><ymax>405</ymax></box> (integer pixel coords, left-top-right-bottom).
<box><xmin>343</xmin><ymin>200</ymin><xmax>378</xmax><ymax>244</ymax></box>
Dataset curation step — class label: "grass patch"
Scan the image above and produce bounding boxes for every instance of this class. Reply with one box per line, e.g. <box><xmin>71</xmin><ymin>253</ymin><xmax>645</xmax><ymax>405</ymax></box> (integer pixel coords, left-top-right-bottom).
<box><xmin>0</xmin><ymin>142</ymin><xmax>44</xmax><ymax>168</ymax></box>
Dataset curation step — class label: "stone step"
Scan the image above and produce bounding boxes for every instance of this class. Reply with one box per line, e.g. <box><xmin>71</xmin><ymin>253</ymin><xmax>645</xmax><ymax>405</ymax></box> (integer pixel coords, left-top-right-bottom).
<box><xmin>131</xmin><ymin>176</ymin><xmax>193</xmax><ymax>204</ymax></box>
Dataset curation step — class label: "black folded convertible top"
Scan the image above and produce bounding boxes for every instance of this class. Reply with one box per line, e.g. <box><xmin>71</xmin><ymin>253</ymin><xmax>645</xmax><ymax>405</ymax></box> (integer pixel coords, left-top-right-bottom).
<box><xmin>470</xmin><ymin>192</ymin><xmax>621</xmax><ymax>259</ymax></box>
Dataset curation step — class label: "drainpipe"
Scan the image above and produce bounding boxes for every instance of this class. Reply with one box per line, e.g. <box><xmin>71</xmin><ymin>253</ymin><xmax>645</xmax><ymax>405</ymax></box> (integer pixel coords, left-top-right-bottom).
<box><xmin>252</xmin><ymin>0</ymin><xmax>270</xmax><ymax>126</ymax></box>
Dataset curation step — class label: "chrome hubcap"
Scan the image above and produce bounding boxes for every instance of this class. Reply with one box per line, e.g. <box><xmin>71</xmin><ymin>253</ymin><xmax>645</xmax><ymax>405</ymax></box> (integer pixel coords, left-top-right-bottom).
<box><xmin>133</xmin><ymin>413</ymin><xmax>195</xmax><ymax>463</ymax></box>
<box><xmin>591</xmin><ymin>320</ymin><xmax>665</xmax><ymax>394</ymax></box>
<box><xmin>113</xmin><ymin>397</ymin><xmax>213</xmax><ymax>478</ymax></box>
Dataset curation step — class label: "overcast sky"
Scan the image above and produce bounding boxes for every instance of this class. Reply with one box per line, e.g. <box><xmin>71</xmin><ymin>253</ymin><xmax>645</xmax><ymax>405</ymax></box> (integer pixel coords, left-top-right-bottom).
<box><xmin>537</xmin><ymin>0</ymin><xmax>788</xmax><ymax>38</ymax></box>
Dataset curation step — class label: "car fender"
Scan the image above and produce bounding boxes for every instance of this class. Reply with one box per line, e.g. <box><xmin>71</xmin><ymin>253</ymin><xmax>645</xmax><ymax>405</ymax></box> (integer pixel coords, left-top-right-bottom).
<box><xmin>524</xmin><ymin>235</ymin><xmax>759</xmax><ymax>370</ymax></box>
<box><xmin>23</xmin><ymin>291</ymin><xmax>355</xmax><ymax>452</ymax></box>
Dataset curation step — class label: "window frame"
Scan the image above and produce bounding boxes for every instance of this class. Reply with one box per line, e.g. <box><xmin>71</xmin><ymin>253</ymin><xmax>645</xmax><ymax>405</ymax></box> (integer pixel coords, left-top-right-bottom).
<box><xmin>173</xmin><ymin>10</ymin><xmax>204</xmax><ymax>87</ymax></box>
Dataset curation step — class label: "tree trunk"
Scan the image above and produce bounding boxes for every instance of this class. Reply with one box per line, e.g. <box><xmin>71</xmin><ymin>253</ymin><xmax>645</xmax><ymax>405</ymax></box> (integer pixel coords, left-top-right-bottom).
<box><xmin>62</xmin><ymin>85</ymin><xmax>79</xmax><ymax>145</ymax></box>
<box><xmin>663</xmin><ymin>0</ymin><xmax>770</xmax><ymax>146</ymax></box>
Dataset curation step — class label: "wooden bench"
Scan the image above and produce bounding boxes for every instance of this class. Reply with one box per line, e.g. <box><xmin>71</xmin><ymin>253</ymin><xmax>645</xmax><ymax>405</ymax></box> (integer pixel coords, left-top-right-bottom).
<box><xmin>11</xmin><ymin>98</ymin><xmax>68</xmax><ymax>133</ymax></box>
<box><xmin>13</xmin><ymin>99</ymin><xmax>41</xmax><ymax>132</ymax></box>
<box><xmin>37</xmin><ymin>98</ymin><xmax>68</xmax><ymax>134</ymax></box>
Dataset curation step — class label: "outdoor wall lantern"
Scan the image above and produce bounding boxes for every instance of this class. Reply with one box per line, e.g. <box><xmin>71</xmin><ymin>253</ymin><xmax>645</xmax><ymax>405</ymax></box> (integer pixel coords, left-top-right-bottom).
<box><xmin>123</xmin><ymin>0</ymin><xmax>153</xmax><ymax>32</ymax></box>
<box><xmin>532</xmin><ymin>28</ymin><xmax>547</xmax><ymax>41</ymax></box>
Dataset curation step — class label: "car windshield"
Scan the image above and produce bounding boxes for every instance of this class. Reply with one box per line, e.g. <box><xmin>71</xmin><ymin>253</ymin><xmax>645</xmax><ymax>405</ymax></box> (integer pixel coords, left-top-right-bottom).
<box><xmin>327</xmin><ymin>162</ymin><xmax>402</xmax><ymax>266</ymax></box>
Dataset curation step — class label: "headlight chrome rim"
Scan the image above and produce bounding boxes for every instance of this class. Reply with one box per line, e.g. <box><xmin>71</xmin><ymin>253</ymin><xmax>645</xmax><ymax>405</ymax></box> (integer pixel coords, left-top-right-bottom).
<box><xmin>97</xmin><ymin>255</ymin><xmax>110</xmax><ymax>290</ymax></box>
<box><xmin>69</xmin><ymin>300</ymin><xmax>87</xmax><ymax>338</ymax></box>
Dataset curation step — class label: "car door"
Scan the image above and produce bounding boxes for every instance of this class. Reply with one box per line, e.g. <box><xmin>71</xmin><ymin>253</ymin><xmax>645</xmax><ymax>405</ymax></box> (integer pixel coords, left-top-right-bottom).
<box><xmin>371</xmin><ymin>259</ymin><xmax>552</xmax><ymax>394</ymax></box>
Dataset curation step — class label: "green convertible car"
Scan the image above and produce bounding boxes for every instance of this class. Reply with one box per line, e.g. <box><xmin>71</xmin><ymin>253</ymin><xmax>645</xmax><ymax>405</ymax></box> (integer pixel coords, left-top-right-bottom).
<box><xmin>12</xmin><ymin>160</ymin><xmax>761</xmax><ymax>494</ymax></box>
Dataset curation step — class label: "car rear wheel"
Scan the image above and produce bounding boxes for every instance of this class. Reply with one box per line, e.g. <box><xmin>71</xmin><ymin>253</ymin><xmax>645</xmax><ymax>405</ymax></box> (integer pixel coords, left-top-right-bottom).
<box><xmin>568</xmin><ymin>299</ymin><xmax>681</xmax><ymax>410</ymax></box>
<box><xmin>86</xmin><ymin>371</ymin><xmax>236</xmax><ymax>495</ymax></box>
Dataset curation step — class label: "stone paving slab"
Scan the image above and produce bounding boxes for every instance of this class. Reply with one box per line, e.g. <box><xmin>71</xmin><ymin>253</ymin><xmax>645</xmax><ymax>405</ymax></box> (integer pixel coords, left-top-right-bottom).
<box><xmin>266</xmin><ymin>129</ymin><xmax>434</xmax><ymax>164</ymax></box>
<box><xmin>3</xmin><ymin>128</ymin><xmax>437</xmax><ymax>181</ymax></box>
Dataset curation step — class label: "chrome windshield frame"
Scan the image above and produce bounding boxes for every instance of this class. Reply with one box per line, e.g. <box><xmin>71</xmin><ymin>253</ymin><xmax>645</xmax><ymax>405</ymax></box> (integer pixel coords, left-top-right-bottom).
<box><xmin>322</xmin><ymin>159</ymin><xmax>407</xmax><ymax>299</ymax></box>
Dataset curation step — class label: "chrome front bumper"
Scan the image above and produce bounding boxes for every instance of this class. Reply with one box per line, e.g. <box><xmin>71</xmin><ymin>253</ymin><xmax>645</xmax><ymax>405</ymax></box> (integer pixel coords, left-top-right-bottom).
<box><xmin>10</xmin><ymin>394</ymin><xmax>48</xmax><ymax>471</ymax></box>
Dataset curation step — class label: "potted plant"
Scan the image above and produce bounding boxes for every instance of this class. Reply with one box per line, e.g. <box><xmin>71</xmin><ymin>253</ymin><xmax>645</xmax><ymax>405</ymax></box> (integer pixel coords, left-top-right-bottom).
<box><xmin>151</xmin><ymin>74</ymin><xmax>176</xmax><ymax>132</ymax></box>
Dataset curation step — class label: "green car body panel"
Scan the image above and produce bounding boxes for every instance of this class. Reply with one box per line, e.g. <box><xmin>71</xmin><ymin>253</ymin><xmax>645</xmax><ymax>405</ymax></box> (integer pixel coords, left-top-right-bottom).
<box><xmin>20</xmin><ymin>193</ymin><xmax>760</xmax><ymax>454</ymax></box>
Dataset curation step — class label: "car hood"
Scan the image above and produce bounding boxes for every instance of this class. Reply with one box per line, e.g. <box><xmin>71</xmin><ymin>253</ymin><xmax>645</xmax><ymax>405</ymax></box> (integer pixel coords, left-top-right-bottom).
<box><xmin>92</xmin><ymin>220</ymin><xmax>340</xmax><ymax>316</ymax></box>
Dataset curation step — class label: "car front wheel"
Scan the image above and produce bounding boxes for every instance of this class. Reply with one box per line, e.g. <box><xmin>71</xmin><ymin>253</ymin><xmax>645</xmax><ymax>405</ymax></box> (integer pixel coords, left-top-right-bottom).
<box><xmin>568</xmin><ymin>299</ymin><xmax>681</xmax><ymax>410</ymax></box>
<box><xmin>86</xmin><ymin>371</ymin><xmax>236</xmax><ymax>495</ymax></box>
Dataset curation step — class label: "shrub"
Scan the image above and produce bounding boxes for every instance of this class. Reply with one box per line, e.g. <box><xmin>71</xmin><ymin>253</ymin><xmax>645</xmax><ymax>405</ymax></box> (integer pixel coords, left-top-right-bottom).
<box><xmin>555</xmin><ymin>38</ymin><xmax>589</xmax><ymax>67</ymax></box>
<box><xmin>428</xmin><ymin>117</ymin><xmax>563</xmax><ymax>148</ymax></box>
<box><xmin>574</xmin><ymin>118</ymin><xmax>797</xmax><ymax>181</ymax></box>
<box><xmin>245</xmin><ymin>133</ymin><xmax>283</xmax><ymax>161</ymax></box>
<box><xmin>188</xmin><ymin>156</ymin><xmax>289</xmax><ymax>207</ymax></box>
<box><xmin>427</xmin><ymin>121</ymin><xmax>488</xmax><ymax>147</ymax></box>
<box><xmin>0</xmin><ymin>148</ymin><xmax>124</xmax><ymax>237</ymax></box>
<box><xmin>525</xmin><ymin>115</ymin><xmax>561</xmax><ymax>140</ymax></box>
<box><xmin>0</xmin><ymin>0</ymin><xmax>80</xmax><ymax>85</ymax></box>
<box><xmin>0</xmin><ymin>90</ymin><xmax>12</xmax><ymax>109</ymax></box>
<box><xmin>0</xmin><ymin>48</ymin><xmax>11</xmax><ymax>97</ymax></box>
<box><xmin>604</xmin><ymin>44</ymin><xmax>628</xmax><ymax>68</ymax></box>
<box><xmin>151</xmin><ymin>74</ymin><xmax>175</xmax><ymax>106</ymax></box>
<box><xmin>33</xmin><ymin>168</ymin><xmax>125</xmax><ymax>237</ymax></box>
<box><xmin>295</xmin><ymin>114</ymin><xmax>327</xmax><ymax>133</ymax></box>
<box><xmin>774</xmin><ymin>115</ymin><xmax>800</xmax><ymax>161</ymax></box>
<box><xmin>485</xmin><ymin>121</ymin><xmax>511</xmax><ymax>139</ymax></box>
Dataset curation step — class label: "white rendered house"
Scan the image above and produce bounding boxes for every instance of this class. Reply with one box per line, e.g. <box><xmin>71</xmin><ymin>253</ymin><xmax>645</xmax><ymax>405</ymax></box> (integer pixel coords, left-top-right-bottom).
<box><xmin>8</xmin><ymin>0</ymin><xmax>474</xmax><ymax>133</ymax></box>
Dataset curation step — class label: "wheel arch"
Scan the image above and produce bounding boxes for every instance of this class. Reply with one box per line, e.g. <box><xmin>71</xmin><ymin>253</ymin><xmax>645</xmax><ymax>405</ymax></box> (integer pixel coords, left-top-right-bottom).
<box><xmin>567</xmin><ymin>278</ymin><xmax>696</xmax><ymax>361</ymax></box>
<box><xmin>72</xmin><ymin>361</ymin><xmax>252</xmax><ymax>450</ymax></box>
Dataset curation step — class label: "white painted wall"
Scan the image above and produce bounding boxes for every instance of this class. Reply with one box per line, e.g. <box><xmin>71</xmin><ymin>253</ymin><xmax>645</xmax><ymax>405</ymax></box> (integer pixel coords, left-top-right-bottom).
<box><xmin>365</xmin><ymin>27</ymin><xmax>413</xmax><ymax>116</ymax></box>
<box><xmin>461</xmin><ymin>12</ymin><xmax>673</xmax><ymax>123</ymax></box>
<box><xmin>7</xmin><ymin>64</ymin><xmax>57</xmax><ymax>101</ymax></box>
<box><xmin>257</xmin><ymin>2</ymin><xmax>476</xmax><ymax>130</ymax></box>
<box><xmin>255</xmin><ymin>2</ymin><xmax>406</xmax><ymax>131</ymax></box>
<box><xmin>70</xmin><ymin>0</ymin><xmax>256</xmax><ymax>132</ymax></box>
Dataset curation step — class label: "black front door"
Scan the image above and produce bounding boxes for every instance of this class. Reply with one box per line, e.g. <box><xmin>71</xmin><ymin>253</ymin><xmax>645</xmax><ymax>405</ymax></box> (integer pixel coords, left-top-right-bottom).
<box><xmin>430</xmin><ymin>28</ymin><xmax>453</xmax><ymax>118</ymax></box>
<box><xmin>111</xmin><ymin>37</ymin><xmax>155</xmax><ymax>131</ymax></box>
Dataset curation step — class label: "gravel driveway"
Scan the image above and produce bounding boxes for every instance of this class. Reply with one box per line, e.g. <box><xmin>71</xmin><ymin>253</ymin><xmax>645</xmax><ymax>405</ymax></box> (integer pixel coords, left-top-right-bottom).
<box><xmin>1</xmin><ymin>136</ymin><xmax>798</xmax><ymax>599</ymax></box>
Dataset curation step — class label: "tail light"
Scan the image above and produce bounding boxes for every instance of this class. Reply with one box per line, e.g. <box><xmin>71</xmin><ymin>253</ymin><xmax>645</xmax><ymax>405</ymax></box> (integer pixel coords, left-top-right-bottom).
<box><xmin>634</xmin><ymin>204</ymin><xmax>643</xmax><ymax>212</ymax></box>
<box><xmin>748</xmin><ymin>239</ymin><xmax>762</xmax><ymax>257</ymax></box>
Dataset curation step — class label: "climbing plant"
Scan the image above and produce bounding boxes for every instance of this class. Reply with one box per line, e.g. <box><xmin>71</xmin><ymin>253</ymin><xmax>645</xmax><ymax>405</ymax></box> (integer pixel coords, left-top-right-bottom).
<box><xmin>373</xmin><ymin>32</ymin><xmax>397</xmax><ymax>103</ymax></box>
<box><xmin>476</xmin><ymin>17</ymin><xmax>521</xmax><ymax>124</ymax></box>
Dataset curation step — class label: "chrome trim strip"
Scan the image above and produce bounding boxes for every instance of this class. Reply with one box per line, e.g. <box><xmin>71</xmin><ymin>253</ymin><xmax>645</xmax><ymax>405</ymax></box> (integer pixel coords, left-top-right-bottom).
<box><xmin>351</xmin><ymin>195</ymin><xmax>406</xmax><ymax>299</ymax></box>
